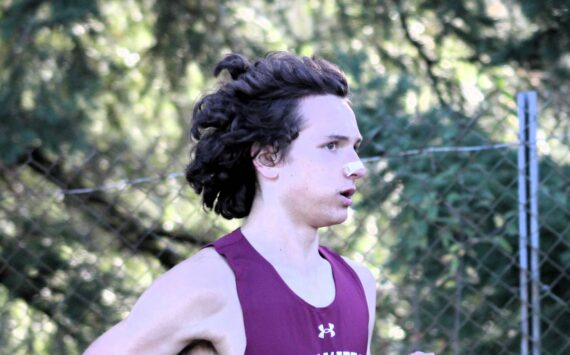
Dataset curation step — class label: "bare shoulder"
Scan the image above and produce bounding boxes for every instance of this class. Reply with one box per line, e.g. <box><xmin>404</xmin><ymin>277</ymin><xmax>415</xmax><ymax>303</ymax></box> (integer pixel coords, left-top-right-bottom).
<box><xmin>85</xmin><ymin>247</ymin><xmax>241</xmax><ymax>355</ymax></box>
<box><xmin>128</xmin><ymin>247</ymin><xmax>236</xmax><ymax>320</ymax></box>
<box><xmin>152</xmin><ymin>246</ymin><xmax>235</xmax><ymax>294</ymax></box>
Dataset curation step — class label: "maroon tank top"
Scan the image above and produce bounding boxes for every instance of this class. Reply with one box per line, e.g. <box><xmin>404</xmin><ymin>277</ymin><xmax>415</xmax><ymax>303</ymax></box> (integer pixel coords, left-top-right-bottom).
<box><xmin>208</xmin><ymin>228</ymin><xmax>369</xmax><ymax>355</ymax></box>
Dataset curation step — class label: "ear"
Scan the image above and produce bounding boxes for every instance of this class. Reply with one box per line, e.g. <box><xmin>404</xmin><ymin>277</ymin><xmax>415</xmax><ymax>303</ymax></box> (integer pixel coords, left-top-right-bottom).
<box><xmin>251</xmin><ymin>144</ymin><xmax>279</xmax><ymax>180</ymax></box>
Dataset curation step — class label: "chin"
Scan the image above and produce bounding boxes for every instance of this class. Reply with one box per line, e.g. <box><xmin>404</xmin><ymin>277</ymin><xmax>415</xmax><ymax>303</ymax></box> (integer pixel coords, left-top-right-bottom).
<box><xmin>318</xmin><ymin>212</ymin><xmax>349</xmax><ymax>227</ymax></box>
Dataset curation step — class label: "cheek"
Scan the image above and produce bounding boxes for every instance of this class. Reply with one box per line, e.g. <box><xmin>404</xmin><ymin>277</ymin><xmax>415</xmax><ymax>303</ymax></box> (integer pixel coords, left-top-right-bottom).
<box><xmin>298</xmin><ymin>163</ymin><xmax>330</xmax><ymax>187</ymax></box>
<box><xmin>281</xmin><ymin>153</ymin><xmax>341</xmax><ymax>193</ymax></box>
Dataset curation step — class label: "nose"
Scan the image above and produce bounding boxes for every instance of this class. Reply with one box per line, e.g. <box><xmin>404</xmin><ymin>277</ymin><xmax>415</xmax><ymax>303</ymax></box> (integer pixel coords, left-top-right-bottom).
<box><xmin>343</xmin><ymin>160</ymin><xmax>367</xmax><ymax>179</ymax></box>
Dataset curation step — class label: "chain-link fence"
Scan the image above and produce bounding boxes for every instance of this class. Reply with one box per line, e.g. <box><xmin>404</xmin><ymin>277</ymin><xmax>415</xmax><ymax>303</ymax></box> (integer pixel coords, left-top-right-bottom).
<box><xmin>0</xmin><ymin>93</ymin><xmax>568</xmax><ymax>355</ymax></box>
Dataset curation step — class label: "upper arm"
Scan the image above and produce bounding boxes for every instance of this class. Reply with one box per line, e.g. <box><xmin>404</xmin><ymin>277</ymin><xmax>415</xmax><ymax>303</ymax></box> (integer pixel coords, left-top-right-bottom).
<box><xmin>84</xmin><ymin>248</ymin><xmax>238</xmax><ymax>355</ymax></box>
<box><xmin>343</xmin><ymin>257</ymin><xmax>377</xmax><ymax>355</ymax></box>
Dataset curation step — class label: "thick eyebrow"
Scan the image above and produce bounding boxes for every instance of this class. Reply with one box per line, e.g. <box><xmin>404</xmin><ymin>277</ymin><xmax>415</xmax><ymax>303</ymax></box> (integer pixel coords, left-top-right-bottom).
<box><xmin>324</xmin><ymin>134</ymin><xmax>363</xmax><ymax>146</ymax></box>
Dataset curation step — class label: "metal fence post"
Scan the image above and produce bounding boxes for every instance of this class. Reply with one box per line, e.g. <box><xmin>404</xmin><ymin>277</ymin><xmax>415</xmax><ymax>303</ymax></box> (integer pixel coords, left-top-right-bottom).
<box><xmin>517</xmin><ymin>91</ymin><xmax>541</xmax><ymax>355</ymax></box>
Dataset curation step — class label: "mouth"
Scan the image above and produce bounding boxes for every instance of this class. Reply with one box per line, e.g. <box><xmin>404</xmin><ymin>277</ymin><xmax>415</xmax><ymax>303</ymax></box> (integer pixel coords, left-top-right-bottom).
<box><xmin>340</xmin><ymin>188</ymin><xmax>356</xmax><ymax>198</ymax></box>
<box><xmin>339</xmin><ymin>188</ymin><xmax>356</xmax><ymax>206</ymax></box>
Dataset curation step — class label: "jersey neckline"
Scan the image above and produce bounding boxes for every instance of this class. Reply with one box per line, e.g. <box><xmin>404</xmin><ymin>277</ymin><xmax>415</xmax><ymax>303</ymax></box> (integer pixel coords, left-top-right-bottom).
<box><xmin>236</xmin><ymin>228</ymin><xmax>339</xmax><ymax>311</ymax></box>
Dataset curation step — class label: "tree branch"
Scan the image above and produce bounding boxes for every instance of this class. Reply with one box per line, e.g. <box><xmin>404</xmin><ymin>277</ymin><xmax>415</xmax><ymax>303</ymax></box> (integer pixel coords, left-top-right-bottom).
<box><xmin>395</xmin><ymin>1</ymin><xmax>448</xmax><ymax>108</ymax></box>
<box><xmin>19</xmin><ymin>148</ymin><xmax>207</xmax><ymax>269</ymax></box>
<box><xmin>0</xmin><ymin>239</ymin><xmax>87</xmax><ymax>344</ymax></box>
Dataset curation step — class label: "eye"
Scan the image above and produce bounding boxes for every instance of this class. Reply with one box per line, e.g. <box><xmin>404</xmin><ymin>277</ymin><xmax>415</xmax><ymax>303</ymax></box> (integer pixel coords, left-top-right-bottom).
<box><xmin>325</xmin><ymin>142</ymin><xmax>337</xmax><ymax>151</ymax></box>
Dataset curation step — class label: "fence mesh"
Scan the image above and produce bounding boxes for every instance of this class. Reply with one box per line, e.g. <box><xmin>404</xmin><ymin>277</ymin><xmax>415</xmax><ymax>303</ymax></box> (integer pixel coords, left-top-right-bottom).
<box><xmin>0</xmin><ymin>95</ymin><xmax>569</xmax><ymax>355</ymax></box>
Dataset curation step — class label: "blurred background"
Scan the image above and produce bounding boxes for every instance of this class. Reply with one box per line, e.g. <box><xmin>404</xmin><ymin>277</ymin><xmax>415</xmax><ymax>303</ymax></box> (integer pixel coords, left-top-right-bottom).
<box><xmin>0</xmin><ymin>0</ymin><xmax>569</xmax><ymax>354</ymax></box>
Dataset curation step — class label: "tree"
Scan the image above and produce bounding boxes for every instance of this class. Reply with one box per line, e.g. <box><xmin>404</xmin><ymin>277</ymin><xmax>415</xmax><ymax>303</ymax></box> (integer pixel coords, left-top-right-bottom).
<box><xmin>0</xmin><ymin>0</ymin><xmax>568</xmax><ymax>353</ymax></box>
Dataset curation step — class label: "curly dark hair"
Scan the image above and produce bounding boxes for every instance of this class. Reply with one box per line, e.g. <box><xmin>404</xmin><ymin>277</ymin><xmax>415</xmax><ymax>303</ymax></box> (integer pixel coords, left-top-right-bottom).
<box><xmin>185</xmin><ymin>52</ymin><xmax>349</xmax><ymax>219</ymax></box>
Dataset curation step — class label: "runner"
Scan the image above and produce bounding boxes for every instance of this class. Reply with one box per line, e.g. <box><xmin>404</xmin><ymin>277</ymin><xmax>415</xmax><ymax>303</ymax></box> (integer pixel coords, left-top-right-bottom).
<box><xmin>85</xmin><ymin>52</ymin><xmax>433</xmax><ymax>355</ymax></box>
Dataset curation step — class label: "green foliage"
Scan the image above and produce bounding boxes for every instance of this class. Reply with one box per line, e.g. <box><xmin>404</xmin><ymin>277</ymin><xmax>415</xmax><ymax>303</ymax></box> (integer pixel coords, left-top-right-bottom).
<box><xmin>0</xmin><ymin>0</ymin><xmax>569</xmax><ymax>354</ymax></box>
<box><xmin>0</xmin><ymin>0</ymin><xmax>102</xmax><ymax>163</ymax></box>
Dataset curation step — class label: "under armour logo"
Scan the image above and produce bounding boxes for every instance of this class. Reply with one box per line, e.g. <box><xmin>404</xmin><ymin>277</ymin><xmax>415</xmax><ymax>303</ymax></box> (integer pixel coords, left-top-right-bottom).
<box><xmin>318</xmin><ymin>323</ymin><xmax>336</xmax><ymax>338</ymax></box>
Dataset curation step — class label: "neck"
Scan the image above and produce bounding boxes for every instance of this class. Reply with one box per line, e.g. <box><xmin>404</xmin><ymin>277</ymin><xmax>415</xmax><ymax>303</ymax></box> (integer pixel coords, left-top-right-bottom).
<box><xmin>241</xmin><ymin>196</ymin><xmax>323</xmax><ymax>272</ymax></box>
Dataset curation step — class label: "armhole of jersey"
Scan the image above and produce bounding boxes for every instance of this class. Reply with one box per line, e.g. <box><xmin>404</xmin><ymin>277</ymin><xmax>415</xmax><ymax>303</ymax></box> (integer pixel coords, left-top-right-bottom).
<box><xmin>320</xmin><ymin>246</ymin><xmax>368</xmax><ymax>302</ymax></box>
<box><xmin>202</xmin><ymin>242</ymin><xmax>241</xmax><ymax>284</ymax></box>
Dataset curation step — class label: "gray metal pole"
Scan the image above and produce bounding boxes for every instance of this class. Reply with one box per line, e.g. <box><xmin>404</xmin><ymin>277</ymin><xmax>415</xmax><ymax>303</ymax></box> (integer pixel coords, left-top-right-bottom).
<box><xmin>517</xmin><ymin>92</ymin><xmax>530</xmax><ymax>355</ymax></box>
<box><xmin>517</xmin><ymin>91</ymin><xmax>541</xmax><ymax>355</ymax></box>
<box><xmin>527</xmin><ymin>91</ymin><xmax>541</xmax><ymax>355</ymax></box>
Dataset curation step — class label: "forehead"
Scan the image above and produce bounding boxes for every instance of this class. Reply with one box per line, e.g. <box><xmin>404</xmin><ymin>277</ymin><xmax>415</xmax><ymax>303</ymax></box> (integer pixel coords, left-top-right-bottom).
<box><xmin>297</xmin><ymin>95</ymin><xmax>360</xmax><ymax>138</ymax></box>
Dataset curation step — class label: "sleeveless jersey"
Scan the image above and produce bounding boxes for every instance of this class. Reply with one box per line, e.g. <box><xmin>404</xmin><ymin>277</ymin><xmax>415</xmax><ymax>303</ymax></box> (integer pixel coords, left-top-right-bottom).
<box><xmin>208</xmin><ymin>228</ymin><xmax>369</xmax><ymax>355</ymax></box>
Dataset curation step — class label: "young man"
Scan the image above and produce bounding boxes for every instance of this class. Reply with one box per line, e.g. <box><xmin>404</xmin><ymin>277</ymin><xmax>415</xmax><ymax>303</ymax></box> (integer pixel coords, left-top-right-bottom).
<box><xmin>85</xmin><ymin>52</ymin><xmax>402</xmax><ymax>354</ymax></box>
